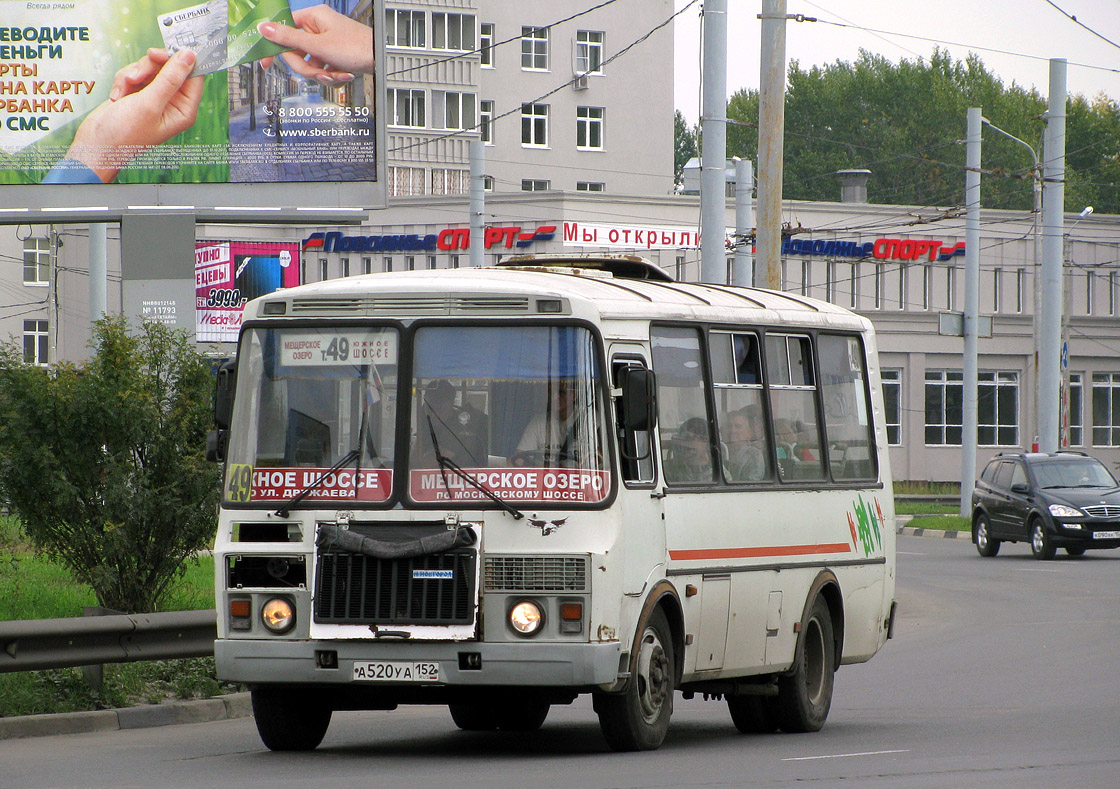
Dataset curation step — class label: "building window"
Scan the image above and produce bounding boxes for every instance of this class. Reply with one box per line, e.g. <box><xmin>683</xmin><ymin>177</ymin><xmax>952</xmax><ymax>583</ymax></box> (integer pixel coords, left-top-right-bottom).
<box><xmin>882</xmin><ymin>369</ymin><xmax>902</xmax><ymax>445</ymax></box>
<box><xmin>406</xmin><ymin>256</ymin><xmax>416</xmax><ymax>271</ymax></box>
<box><xmin>432</xmin><ymin>168</ymin><xmax>469</xmax><ymax>195</ymax></box>
<box><xmin>576</xmin><ymin>106</ymin><xmax>604</xmax><ymax>150</ymax></box>
<box><xmin>825</xmin><ymin>261</ymin><xmax>836</xmax><ymax>303</ymax></box>
<box><xmin>521</xmin><ymin>179</ymin><xmax>550</xmax><ymax>191</ymax></box>
<box><xmin>521</xmin><ymin>103</ymin><xmax>548</xmax><ymax>147</ymax></box>
<box><xmin>435</xmin><ymin>91</ymin><xmax>475</xmax><ymax>131</ymax></box>
<box><xmin>1110</xmin><ymin>272</ymin><xmax>1117</xmax><ymax>316</ymax></box>
<box><xmin>385</xmin><ymin>9</ymin><xmax>425</xmax><ymax>48</ymax></box>
<box><xmin>387</xmin><ymin>88</ymin><xmax>425</xmax><ymax>128</ymax></box>
<box><xmin>978</xmin><ymin>371</ymin><xmax>1019</xmax><ymax>446</ymax></box>
<box><xmin>924</xmin><ymin>369</ymin><xmax>963</xmax><ymax>446</ymax></box>
<box><xmin>521</xmin><ymin>26</ymin><xmax>548</xmax><ymax>70</ymax></box>
<box><xmin>1091</xmin><ymin>372</ymin><xmax>1120</xmax><ymax>446</ymax></box>
<box><xmin>388</xmin><ymin>165</ymin><xmax>425</xmax><ymax>197</ymax></box>
<box><xmin>675</xmin><ymin>255</ymin><xmax>684</xmax><ymax>280</ymax></box>
<box><xmin>896</xmin><ymin>264</ymin><xmax>907</xmax><ymax>310</ymax></box>
<box><xmin>23</xmin><ymin>237</ymin><xmax>50</xmax><ymax>285</ymax></box>
<box><xmin>427</xmin><ymin>255</ymin><xmax>437</xmax><ymax>270</ymax></box>
<box><xmin>576</xmin><ymin>181</ymin><xmax>604</xmax><ymax>192</ymax></box>
<box><xmin>576</xmin><ymin>30</ymin><xmax>604</xmax><ymax>74</ymax></box>
<box><xmin>450</xmin><ymin>255</ymin><xmax>460</xmax><ymax>269</ymax></box>
<box><xmin>480</xmin><ymin>99</ymin><xmax>494</xmax><ymax>144</ymax></box>
<box><xmin>318</xmin><ymin>258</ymin><xmax>328</xmax><ymax>281</ymax></box>
<box><xmin>992</xmin><ymin>268</ymin><xmax>1002</xmax><ymax>312</ymax></box>
<box><xmin>433</xmin><ymin>12</ymin><xmax>475</xmax><ymax>51</ymax></box>
<box><xmin>341</xmin><ymin>257</ymin><xmax>350</xmax><ymax>277</ymax></box>
<box><xmin>480</xmin><ymin>23</ymin><xmax>495</xmax><ymax>67</ymax></box>
<box><xmin>383</xmin><ymin>256</ymin><xmax>393</xmax><ymax>272</ymax></box>
<box><xmin>945</xmin><ymin>265</ymin><xmax>956</xmax><ymax>310</ymax></box>
<box><xmin>848</xmin><ymin>262</ymin><xmax>859</xmax><ymax>308</ymax></box>
<box><xmin>362</xmin><ymin>257</ymin><xmax>372</xmax><ymax>275</ymax></box>
<box><xmin>1086</xmin><ymin>271</ymin><xmax>1095</xmax><ymax>315</ymax></box>
<box><xmin>874</xmin><ymin>263</ymin><xmax>884</xmax><ymax>309</ymax></box>
<box><xmin>921</xmin><ymin>265</ymin><xmax>931</xmax><ymax>310</ymax></box>
<box><xmin>482</xmin><ymin>175</ymin><xmax>494</xmax><ymax>191</ymax></box>
<box><xmin>800</xmin><ymin>259</ymin><xmax>811</xmax><ymax>297</ymax></box>
<box><xmin>1069</xmin><ymin>372</ymin><xmax>1083</xmax><ymax>446</ymax></box>
<box><xmin>23</xmin><ymin>320</ymin><xmax>48</xmax><ymax>366</ymax></box>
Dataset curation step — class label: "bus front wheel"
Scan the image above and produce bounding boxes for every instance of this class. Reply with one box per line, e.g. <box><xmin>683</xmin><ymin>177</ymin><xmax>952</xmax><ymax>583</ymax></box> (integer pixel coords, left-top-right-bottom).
<box><xmin>251</xmin><ymin>686</ymin><xmax>332</xmax><ymax>751</ymax></box>
<box><xmin>775</xmin><ymin>596</ymin><xmax>835</xmax><ymax>733</ymax></box>
<box><xmin>595</xmin><ymin>607</ymin><xmax>675</xmax><ymax>751</ymax></box>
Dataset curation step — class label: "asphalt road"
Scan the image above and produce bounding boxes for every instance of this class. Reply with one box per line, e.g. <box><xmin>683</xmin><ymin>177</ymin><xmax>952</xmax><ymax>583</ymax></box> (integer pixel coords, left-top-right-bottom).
<box><xmin>2</xmin><ymin>534</ymin><xmax>1118</xmax><ymax>788</ymax></box>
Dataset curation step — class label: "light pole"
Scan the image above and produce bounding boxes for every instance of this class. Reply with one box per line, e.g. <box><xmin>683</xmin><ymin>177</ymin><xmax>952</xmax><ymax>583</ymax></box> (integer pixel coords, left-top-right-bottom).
<box><xmin>981</xmin><ymin>118</ymin><xmax>1042</xmax><ymax>449</ymax></box>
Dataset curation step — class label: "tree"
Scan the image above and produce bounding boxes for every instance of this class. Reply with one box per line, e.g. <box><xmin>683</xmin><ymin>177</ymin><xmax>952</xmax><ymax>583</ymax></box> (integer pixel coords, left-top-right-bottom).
<box><xmin>673</xmin><ymin>109</ymin><xmax>699</xmax><ymax>190</ymax></box>
<box><xmin>0</xmin><ymin>316</ymin><xmax>220</xmax><ymax>613</ymax></box>
<box><xmin>726</xmin><ymin>48</ymin><xmax>1120</xmax><ymax>214</ymax></box>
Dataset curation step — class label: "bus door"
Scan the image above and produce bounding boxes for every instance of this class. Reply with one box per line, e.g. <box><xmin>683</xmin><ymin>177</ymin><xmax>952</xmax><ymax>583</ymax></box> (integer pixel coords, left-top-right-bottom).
<box><xmin>609</xmin><ymin>347</ymin><xmax>665</xmax><ymax>600</ymax></box>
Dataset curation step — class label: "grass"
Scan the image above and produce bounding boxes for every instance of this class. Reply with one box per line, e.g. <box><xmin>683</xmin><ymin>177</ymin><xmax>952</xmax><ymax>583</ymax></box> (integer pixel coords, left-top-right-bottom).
<box><xmin>904</xmin><ymin>514</ymin><xmax>970</xmax><ymax>532</ymax></box>
<box><xmin>894</xmin><ymin>480</ymin><xmax>961</xmax><ymax>495</ymax></box>
<box><xmin>0</xmin><ymin>516</ymin><xmax>235</xmax><ymax>719</ymax></box>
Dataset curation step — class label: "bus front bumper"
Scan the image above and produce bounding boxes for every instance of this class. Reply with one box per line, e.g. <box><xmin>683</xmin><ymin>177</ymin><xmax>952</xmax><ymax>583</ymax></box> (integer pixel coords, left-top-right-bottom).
<box><xmin>216</xmin><ymin>638</ymin><xmax>623</xmax><ymax>688</ymax></box>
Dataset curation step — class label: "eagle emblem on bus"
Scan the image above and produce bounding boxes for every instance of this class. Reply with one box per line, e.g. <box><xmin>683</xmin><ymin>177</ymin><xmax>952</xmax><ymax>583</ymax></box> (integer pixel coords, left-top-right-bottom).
<box><xmin>528</xmin><ymin>517</ymin><xmax>567</xmax><ymax>536</ymax></box>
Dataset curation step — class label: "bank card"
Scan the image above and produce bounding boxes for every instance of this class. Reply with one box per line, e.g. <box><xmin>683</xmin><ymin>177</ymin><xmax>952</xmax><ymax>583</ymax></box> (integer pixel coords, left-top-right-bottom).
<box><xmin>159</xmin><ymin>0</ymin><xmax>229</xmax><ymax>76</ymax></box>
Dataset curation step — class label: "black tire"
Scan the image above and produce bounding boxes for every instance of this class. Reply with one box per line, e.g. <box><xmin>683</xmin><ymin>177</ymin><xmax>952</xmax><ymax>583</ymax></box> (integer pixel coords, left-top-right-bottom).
<box><xmin>775</xmin><ymin>596</ymin><xmax>836</xmax><ymax>733</ymax></box>
<box><xmin>1030</xmin><ymin>520</ymin><xmax>1056</xmax><ymax>560</ymax></box>
<box><xmin>596</xmin><ymin>607</ymin><xmax>675</xmax><ymax>751</ymax></box>
<box><xmin>727</xmin><ymin>694</ymin><xmax>780</xmax><ymax>734</ymax></box>
<box><xmin>449</xmin><ymin>702</ymin><xmax>499</xmax><ymax>731</ymax></box>
<box><xmin>251</xmin><ymin>686</ymin><xmax>332</xmax><ymax>751</ymax></box>
<box><xmin>974</xmin><ymin>513</ymin><xmax>1001</xmax><ymax>557</ymax></box>
<box><xmin>1065</xmin><ymin>546</ymin><xmax>1086</xmax><ymax>556</ymax></box>
<box><xmin>497</xmin><ymin>698</ymin><xmax>550</xmax><ymax>731</ymax></box>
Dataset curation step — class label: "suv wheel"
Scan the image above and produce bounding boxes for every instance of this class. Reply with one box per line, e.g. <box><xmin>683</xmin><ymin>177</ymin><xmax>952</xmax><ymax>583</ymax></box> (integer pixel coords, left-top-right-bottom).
<box><xmin>974</xmin><ymin>514</ymin><xmax>1000</xmax><ymax>557</ymax></box>
<box><xmin>1030</xmin><ymin>520</ymin><xmax>1056</xmax><ymax>560</ymax></box>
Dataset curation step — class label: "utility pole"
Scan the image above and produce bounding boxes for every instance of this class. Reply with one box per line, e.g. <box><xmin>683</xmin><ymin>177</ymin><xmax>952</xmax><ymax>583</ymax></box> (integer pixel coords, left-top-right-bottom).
<box><xmin>732</xmin><ymin>157</ymin><xmax>754</xmax><ymax>287</ymax></box>
<box><xmin>1039</xmin><ymin>59</ymin><xmax>1067</xmax><ymax>453</ymax></box>
<box><xmin>756</xmin><ymin>0</ymin><xmax>787</xmax><ymax>289</ymax></box>
<box><xmin>469</xmin><ymin>140</ymin><xmax>485</xmax><ymax>267</ymax></box>
<box><xmin>699</xmin><ymin>0</ymin><xmax>727</xmax><ymax>284</ymax></box>
<box><xmin>960</xmin><ymin>108</ymin><xmax>981</xmax><ymax>517</ymax></box>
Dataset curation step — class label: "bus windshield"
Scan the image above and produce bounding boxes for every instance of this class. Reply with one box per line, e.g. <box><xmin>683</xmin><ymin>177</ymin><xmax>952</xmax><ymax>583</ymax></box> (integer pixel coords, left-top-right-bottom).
<box><xmin>223</xmin><ymin>324</ymin><xmax>610</xmax><ymax>506</ymax></box>
<box><xmin>224</xmin><ymin>326</ymin><xmax>399</xmax><ymax>504</ymax></box>
<box><xmin>408</xmin><ymin>325</ymin><xmax>610</xmax><ymax>504</ymax></box>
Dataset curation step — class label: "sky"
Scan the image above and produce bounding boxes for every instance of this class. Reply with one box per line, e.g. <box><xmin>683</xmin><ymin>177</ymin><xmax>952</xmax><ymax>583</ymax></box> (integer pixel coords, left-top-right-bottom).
<box><xmin>674</xmin><ymin>0</ymin><xmax>1120</xmax><ymax>125</ymax></box>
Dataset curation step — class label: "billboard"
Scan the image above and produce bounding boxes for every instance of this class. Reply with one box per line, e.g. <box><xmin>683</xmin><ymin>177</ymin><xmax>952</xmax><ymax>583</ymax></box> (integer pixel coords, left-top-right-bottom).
<box><xmin>0</xmin><ymin>0</ymin><xmax>384</xmax><ymax>209</ymax></box>
<box><xmin>195</xmin><ymin>239</ymin><xmax>300</xmax><ymax>341</ymax></box>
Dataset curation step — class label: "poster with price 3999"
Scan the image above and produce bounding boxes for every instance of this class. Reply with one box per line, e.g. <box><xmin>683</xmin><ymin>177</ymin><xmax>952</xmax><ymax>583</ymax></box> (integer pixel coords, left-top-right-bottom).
<box><xmin>195</xmin><ymin>239</ymin><xmax>300</xmax><ymax>342</ymax></box>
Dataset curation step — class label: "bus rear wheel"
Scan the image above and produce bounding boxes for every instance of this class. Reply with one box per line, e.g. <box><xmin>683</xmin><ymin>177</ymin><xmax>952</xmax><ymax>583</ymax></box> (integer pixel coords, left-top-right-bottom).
<box><xmin>776</xmin><ymin>596</ymin><xmax>835</xmax><ymax>733</ymax></box>
<box><xmin>251</xmin><ymin>686</ymin><xmax>332</xmax><ymax>751</ymax></box>
<box><xmin>595</xmin><ymin>607</ymin><xmax>675</xmax><ymax>751</ymax></box>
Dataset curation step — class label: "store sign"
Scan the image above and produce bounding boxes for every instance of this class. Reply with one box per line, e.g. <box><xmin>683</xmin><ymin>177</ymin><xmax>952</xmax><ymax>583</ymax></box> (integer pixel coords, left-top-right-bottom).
<box><xmin>562</xmin><ymin>221</ymin><xmax>702</xmax><ymax>250</ymax></box>
<box><xmin>195</xmin><ymin>240</ymin><xmax>300</xmax><ymax>342</ymax></box>
<box><xmin>302</xmin><ymin>225</ymin><xmax>557</xmax><ymax>254</ymax></box>
<box><xmin>783</xmin><ymin>236</ymin><xmax>966</xmax><ymax>262</ymax></box>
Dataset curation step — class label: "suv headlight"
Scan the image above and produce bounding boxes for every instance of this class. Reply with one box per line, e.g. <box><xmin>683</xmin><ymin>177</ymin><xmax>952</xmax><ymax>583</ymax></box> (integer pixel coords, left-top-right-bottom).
<box><xmin>1049</xmin><ymin>503</ymin><xmax>1083</xmax><ymax>518</ymax></box>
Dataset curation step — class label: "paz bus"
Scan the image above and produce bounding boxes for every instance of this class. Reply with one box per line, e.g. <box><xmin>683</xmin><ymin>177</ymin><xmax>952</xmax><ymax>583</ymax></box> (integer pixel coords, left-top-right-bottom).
<box><xmin>208</xmin><ymin>254</ymin><xmax>896</xmax><ymax>752</ymax></box>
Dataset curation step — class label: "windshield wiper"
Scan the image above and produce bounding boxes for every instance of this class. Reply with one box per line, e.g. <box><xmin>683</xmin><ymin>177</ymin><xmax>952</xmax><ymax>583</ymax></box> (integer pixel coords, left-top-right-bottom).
<box><xmin>275</xmin><ymin>448</ymin><xmax>359</xmax><ymax>518</ymax></box>
<box><xmin>427</xmin><ymin>415</ymin><xmax>523</xmax><ymax>520</ymax></box>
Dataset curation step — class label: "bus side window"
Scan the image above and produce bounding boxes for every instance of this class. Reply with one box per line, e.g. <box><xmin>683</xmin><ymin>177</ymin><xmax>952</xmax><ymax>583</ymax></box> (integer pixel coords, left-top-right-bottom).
<box><xmin>765</xmin><ymin>334</ymin><xmax>825</xmax><ymax>481</ymax></box>
<box><xmin>652</xmin><ymin>327</ymin><xmax>715</xmax><ymax>485</ymax></box>
<box><xmin>710</xmin><ymin>332</ymin><xmax>771</xmax><ymax>483</ymax></box>
<box><xmin>818</xmin><ymin>334</ymin><xmax>877</xmax><ymax>481</ymax></box>
<box><xmin>613</xmin><ymin>361</ymin><xmax>655</xmax><ymax>484</ymax></box>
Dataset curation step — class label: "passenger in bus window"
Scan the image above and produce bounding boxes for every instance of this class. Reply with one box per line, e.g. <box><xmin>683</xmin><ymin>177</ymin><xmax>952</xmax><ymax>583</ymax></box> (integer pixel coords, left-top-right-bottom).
<box><xmin>513</xmin><ymin>380</ymin><xmax>594</xmax><ymax>468</ymax></box>
<box><xmin>416</xmin><ymin>380</ymin><xmax>486</xmax><ymax>466</ymax></box>
<box><xmin>664</xmin><ymin>417</ymin><xmax>714</xmax><ymax>483</ymax></box>
<box><xmin>725</xmin><ymin>408</ymin><xmax>766</xmax><ymax>481</ymax></box>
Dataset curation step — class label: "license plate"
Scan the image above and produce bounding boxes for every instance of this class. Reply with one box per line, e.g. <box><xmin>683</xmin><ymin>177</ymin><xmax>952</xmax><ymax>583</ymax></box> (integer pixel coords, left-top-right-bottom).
<box><xmin>1093</xmin><ymin>530</ymin><xmax>1120</xmax><ymax>540</ymax></box>
<box><xmin>353</xmin><ymin>661</ymin><xmax>440</xmax><ymax>682</ymax></box>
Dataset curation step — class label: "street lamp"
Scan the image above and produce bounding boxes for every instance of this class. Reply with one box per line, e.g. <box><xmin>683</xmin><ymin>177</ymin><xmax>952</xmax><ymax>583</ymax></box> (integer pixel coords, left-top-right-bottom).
<box><xmin>981</xmin><ymin>118</ymin><xmax>1043</xmax><ymax>450</ymax></box>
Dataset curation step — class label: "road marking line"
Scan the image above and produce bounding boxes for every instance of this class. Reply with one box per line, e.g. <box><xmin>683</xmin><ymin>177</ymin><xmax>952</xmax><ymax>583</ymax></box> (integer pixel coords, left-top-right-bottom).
<box><xmin>782</xmin><ymin>749</ymin><xmax>910</xmax><ymax>762</ymax></box>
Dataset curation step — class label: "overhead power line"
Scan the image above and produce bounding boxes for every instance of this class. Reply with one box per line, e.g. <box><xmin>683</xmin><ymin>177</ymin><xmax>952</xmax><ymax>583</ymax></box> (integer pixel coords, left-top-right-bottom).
<box><xmin>1042</xmin><ymin>0</ymin><xmax>1120</xmax><ymax>51</ymax></box>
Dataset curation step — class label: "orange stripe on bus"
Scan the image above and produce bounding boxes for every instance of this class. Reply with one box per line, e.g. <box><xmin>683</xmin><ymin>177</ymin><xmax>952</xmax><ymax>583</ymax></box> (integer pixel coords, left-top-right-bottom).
<box><xmin>668</xmin><ymin>543</ymin><xmax>852</xmax><ymax>561</ymax></box>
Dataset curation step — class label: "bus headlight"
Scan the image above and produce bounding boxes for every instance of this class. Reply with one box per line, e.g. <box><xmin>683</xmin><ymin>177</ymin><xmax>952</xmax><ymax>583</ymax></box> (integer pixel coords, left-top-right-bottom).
<box><xmin>509</xmin><ymin>600</ymin><xmax>544</xmax><ymax>636</ymax></box>
<box><xmin>261</xmin><ymin>597</ymin><xmax>295</xmax><ymax>633</ymax></box>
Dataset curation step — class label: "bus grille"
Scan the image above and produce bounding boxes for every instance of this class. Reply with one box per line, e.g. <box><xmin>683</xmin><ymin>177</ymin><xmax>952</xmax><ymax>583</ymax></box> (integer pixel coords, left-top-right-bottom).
<box><xmin>483</xmin><ymin>556</ymin><xmax>589</xmax><ymax>593</ymax></box>
<box><xmin>314</xmin><ymin>550</ymin><xmax>476</xmax><ymax>625</ymax></box>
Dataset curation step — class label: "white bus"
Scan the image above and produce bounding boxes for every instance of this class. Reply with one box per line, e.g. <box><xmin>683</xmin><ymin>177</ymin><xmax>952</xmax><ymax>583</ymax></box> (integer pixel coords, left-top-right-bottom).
<box><xmin>209</xmin><ymin>255</ymin><xmax>896</xmax><ymax>752</ymax></box>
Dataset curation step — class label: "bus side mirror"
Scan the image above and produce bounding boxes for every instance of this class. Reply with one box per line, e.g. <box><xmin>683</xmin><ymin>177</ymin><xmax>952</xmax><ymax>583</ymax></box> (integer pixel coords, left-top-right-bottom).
<box><xmin>214</xmin><ymin>360</ymin><xmax>237</xmax><ymax>430</ymax></box>
<box><xmin>620</xmin><ymin>366</ymin><xmax>655</xmax><ymax>432</ymax></box>
<box><xmin>206</xmin><ymin>429</ymin><xmax>228</xmax><ymax>463</ymax></box>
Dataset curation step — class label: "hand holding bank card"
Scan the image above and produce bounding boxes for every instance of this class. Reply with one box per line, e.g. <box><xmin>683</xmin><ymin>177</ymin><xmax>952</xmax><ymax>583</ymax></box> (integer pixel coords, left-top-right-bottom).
<box><xmin>159</xmin><ymin>0</ymin><xmax>294</xmax><ymax>76</ymax></box>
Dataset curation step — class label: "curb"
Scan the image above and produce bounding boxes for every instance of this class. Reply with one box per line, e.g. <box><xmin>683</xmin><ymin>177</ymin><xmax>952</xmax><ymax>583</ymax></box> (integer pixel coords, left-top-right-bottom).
<box><xmin>896</xmin><ymin>515</ymin><xmax>970</xmax><ymax>540</ymax></box>
<box><xmin>0</xmin><ymin>692</ymin><xmax>251</xmax><ymax>740</ymax></box>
